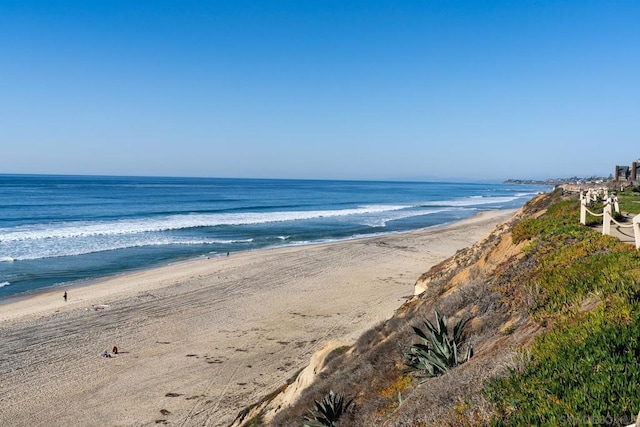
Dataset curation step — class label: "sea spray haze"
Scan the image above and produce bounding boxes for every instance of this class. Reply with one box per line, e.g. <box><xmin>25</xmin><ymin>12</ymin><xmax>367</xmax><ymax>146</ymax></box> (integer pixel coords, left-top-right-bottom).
<box><xmin>0</xmin><ymin>175</ymin><xmax>548</xmax><ymax>298</ymax></box>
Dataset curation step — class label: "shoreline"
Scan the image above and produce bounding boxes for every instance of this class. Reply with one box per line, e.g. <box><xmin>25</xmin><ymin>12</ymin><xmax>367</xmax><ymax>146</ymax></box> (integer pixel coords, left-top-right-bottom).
<box><xmin>0</xmin><ymin>209</ymin><xmax>516</xmax><ymax>427</ymax></box>
<box><xmin>0</xmin><ymin>209</ymin><xmax>508</xmax><ymax>316</ymax></box>
<box><xmin>0</xmin><ymin>214</ymin><xmax>472</xmax><ymax>306</ymax></box>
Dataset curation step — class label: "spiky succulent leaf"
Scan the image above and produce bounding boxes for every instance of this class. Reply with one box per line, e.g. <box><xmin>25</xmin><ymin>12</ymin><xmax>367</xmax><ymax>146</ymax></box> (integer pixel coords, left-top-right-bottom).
<box><xmin>436</xmin><ymin>311</ymin><xmax>447</xmax><ymax>335</ymax></box>
<box><xmin>464</xmin><ymin>346</ymin><xmax>473</xmax><ymax>362</ymax></box>
<box><xmin>454</xmin><ymin>317</ymin><xmax>472</xmax><ymax>342</ymax></box>
<box><xmin>412</xmin><ymin>325</ymin><xmax>429</xmax><ymax>341</ymax></box>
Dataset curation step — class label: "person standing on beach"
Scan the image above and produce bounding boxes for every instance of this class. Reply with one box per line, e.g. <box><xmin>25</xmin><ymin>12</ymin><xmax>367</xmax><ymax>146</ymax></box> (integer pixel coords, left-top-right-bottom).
<box><xmin>63</xmin><ymin>291</ymin><xmax>67</xmax><ymax>302</ymax></box>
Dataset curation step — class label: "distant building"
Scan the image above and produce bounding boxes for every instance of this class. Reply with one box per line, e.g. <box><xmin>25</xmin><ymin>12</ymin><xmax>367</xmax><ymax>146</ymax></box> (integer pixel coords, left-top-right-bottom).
<box><xmin>615</xmin><ymin>160</ymin><xmax>640</xmax><ymax>182</ymax></box>
<box><xmin>615</xmin><ymin>165</ymin><xmax>630</xmax><ymax>181</ymax></box>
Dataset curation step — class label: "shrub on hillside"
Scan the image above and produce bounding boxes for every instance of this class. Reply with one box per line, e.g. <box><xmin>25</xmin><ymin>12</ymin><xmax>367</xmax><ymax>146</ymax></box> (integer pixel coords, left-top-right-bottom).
<box><xmin>303</xmin><ymin>390</ymin><xmax>353</xmax><ymax>427</ymax></box>
<box><xmin>404</xmin><ymin>311</ymin><xmax>473</xmax><ymax>377</ymax></box>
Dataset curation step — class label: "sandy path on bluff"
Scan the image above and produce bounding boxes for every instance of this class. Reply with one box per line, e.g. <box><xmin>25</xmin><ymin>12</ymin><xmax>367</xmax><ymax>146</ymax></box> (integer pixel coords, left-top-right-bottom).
<box><xmin>0</xmin><ymin>209</ymin><xmax>514</xmax><ymax>427</ymax></box>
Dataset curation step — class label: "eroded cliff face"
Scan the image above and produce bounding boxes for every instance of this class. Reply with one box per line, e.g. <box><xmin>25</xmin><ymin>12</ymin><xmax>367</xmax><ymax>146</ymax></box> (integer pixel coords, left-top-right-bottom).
<box><xmin>235</xmin><ymin>193</ymin><xmax>554</xmax><ymax>427</ymax></box>
<box><xmin>229</xmin><ymin>341</ymin><xmax>351</xmax><ymax>427</ymax></box>
<box><xmin>413</xmin><ymin>193</ymin><xmax>549</xmax><ymax>298</ymax></box>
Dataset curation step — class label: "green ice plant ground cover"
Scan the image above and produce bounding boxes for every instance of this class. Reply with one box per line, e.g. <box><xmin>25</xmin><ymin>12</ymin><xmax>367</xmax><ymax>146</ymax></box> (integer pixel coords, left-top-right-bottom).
<box><xmin>617</xmin><ymin>187</ymin><xmax>640</xmax><ymax>216</ymax></box>
<box><xmin>488</xmin><ymin>193</ymin><xmax>640</xmax><ymax>426</ymax></box>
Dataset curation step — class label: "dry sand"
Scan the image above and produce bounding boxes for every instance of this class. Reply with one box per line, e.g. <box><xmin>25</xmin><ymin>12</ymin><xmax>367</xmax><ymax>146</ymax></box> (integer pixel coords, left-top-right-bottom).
<box><xmin>0</xmin><ymin>210</ymin><xmax>514</xmax><ymax>427</ymax></box>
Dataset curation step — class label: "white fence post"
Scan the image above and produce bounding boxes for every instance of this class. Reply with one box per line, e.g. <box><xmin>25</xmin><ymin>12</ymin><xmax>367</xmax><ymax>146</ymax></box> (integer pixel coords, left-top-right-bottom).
<box><xmin>633</xmin><ymin>214</ymin><xmax>640</xmax><ymax>250</ymax></box>
<box><xmin>602</xmin><ymin>203</ymin><xmax>612</xmax><ymax>236</ymax></box>
<box><xmin>578</xmin><ymin>192</ymin><xmax>640</xmax><ymax>251</ymax></box>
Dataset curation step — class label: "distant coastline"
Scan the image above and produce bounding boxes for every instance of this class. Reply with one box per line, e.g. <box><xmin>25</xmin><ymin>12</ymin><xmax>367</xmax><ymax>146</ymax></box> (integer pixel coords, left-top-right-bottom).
<box><xmin>505</xmin><ymin>176</ymin><xmax>611</xmax><ymax>186</ymax></box>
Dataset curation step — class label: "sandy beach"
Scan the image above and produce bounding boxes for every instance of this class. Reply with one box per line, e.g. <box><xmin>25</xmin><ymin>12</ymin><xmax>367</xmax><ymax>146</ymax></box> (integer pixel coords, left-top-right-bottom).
<box><xmin>0</xmin><ymin>210</ymin><xmax>514</xmax><ymax>427</ymax></box>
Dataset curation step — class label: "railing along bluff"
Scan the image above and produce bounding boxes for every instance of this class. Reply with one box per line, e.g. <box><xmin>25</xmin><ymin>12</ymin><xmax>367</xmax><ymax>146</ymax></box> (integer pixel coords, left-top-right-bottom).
<box><xmin>579</xmin><ymin>190</ymin><xmax>640</xmax><ymax>249</ymax></box>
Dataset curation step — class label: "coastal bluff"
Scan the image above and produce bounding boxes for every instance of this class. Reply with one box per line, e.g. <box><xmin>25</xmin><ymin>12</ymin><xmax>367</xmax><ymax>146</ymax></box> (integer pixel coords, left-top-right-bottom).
<box><xmin>235</xmin><ymin>190</ymin><xmax>640</xmax><ymax>426</ymax></box>
<box><xmin>232</xmin><ymin>195</ymin><xmax>549</xmax><ymax>425</ymax></box>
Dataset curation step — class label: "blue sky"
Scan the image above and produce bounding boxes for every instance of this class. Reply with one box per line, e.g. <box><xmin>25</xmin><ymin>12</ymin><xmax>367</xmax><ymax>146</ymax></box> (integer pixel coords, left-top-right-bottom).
<box><xmin>1</xmin><ymin>1</ymin><xmax>638</xmax><ymax>181</ymax></box>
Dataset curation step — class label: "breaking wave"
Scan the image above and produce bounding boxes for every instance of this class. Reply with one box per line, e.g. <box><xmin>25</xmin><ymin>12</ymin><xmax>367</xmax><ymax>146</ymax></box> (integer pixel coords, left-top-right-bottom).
<box><xmin>0</xmin><ymin>194</ymin><xmax>537</xmax><ymax>262</ymax></box>
<box><xmin>420</xmin><ymin>195</ymin><xmax>521</xmax><ymax>207</ymax></box>
<box><xmin>0</xmin><ymin>205</ymin><xmax>409</xmax><ymax>243</ymax></box>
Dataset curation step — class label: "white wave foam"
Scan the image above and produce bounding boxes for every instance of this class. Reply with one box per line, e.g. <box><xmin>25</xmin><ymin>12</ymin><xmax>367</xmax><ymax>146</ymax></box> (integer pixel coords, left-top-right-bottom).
<box><xmin>208</xmin><ymin>238</ymin><xmax>254</xmax><ymax>244</ymax></box>
<box><xmin>172</xmin><ymin>238</ymin><xmax>253</xmax><ymax>245</ymax></box>
<box><xmin>0</xmin><ymin>256</ymin><xmax>14</xmax><ymax>263</ymax></box>
<box><xmin>0</xmin><ymin>236</ymin><xmax>256</xmax><ymax>261</ymax></box>
<box><xmin>0</xmin><ymin>281</ymin><xmax>10</xmax><ymax>288</ymax></box>
<box><xmin>276</xmin><ymin>236</ymin><xmax>290</xmax><ymax>240</ymax></box>
<box><xmin>421</xmin><ymin>195</ymin><xmax>520</xmax><ymax>207</ymax></box>
<box><xmin>360</xmin><ymin>208</ymin><xmax>453</xmax><ymax>227</ymax></box>
<box><xmin>0</xmin><ymin>205</ymin><xmax>410</xmax><ymax>243</ymax></box>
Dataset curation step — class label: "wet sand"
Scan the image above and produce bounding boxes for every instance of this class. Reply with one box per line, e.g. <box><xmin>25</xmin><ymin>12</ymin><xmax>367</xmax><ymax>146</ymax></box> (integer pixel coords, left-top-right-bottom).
<box><xmin>0</xmin><ymin>210</ymin><xmax>515</xmax><ymax>426</ymax></box>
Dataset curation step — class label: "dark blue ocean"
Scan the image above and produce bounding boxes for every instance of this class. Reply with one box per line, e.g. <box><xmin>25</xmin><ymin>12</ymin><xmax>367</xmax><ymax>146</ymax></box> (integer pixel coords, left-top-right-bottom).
<box><xmin>0</xmin><ymin>175</ymin><xmax>549</xmax><ymax>299</ymax></box>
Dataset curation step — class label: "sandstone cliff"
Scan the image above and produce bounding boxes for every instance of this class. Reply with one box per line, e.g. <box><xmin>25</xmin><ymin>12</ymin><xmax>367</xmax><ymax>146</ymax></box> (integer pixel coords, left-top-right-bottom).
<box><xmin>233</xmin><ymin>193</ymin><xmax>557</xmax><ymax>426</ymax></box>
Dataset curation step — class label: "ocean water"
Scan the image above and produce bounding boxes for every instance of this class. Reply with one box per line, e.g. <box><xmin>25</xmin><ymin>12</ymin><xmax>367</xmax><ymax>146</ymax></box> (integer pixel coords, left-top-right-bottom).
<box><xmin>0</xmin><ymin>175</ymin><xmax>549</xmax><ymax>299</ymax></box>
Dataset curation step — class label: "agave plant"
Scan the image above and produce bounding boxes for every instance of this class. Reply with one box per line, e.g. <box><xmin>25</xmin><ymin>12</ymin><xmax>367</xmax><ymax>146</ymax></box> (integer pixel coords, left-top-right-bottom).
<box><xmin>404</xmin><ymin>311</ymin><xmax>473</xmax><ymax>377</ymax></box>
<box><xmin>303</xmin><ymin>390</ymin><xmax>353</xmax><ymax>427</ymax></box>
